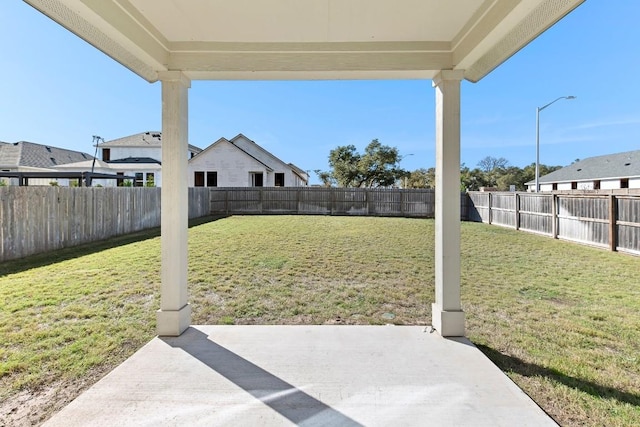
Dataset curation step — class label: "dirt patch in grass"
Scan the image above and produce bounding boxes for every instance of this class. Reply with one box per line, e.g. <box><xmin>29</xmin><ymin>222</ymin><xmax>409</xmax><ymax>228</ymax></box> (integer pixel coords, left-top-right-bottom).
<box><xmin>0</xmin><ymin>365</ymin><xmax>113</xmax><ymax>427</ymax></box>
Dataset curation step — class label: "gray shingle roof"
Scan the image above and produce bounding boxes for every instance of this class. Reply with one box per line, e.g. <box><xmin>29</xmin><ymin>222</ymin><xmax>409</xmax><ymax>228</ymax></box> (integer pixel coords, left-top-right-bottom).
<box><xmin>0</xmin><ymin>141</ymin><xmax>93</xmax><ymax>169</ymax></box>
<box><xmin>100</xmin><ymin>131</ymin><xmax>202</xmax><ymax>153</ymax></box>
<box><xmin>534</xmin><ymin>149</ymin><xmax>640</xmax><ymax>184</ymax></box>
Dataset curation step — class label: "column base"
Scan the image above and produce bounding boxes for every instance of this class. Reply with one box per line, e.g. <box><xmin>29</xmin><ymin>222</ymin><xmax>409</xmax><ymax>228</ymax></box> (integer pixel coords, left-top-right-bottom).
<box><xmin>431</xmin><ymin>303</ymin><xmax>465</xmax><ymax>337</ymax></box>
<box><xmin>157</xmin><ymin>304</ymin><xmax>191</xmax><ymax>337</ymax></box>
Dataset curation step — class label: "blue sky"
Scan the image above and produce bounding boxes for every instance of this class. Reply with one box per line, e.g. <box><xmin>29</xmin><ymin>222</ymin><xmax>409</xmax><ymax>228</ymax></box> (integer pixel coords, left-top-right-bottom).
<box><xmin>1</xmin><ymin>2</ymin><xmax>639</xmax><ymax>184</ymax></box>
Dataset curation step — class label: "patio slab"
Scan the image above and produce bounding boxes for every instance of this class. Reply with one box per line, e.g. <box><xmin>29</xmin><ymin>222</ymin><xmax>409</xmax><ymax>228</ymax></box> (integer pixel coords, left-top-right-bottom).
<box><xmin>43</xmin><ymin>325</ymin><xmax>557</xmax><ymax>426</ymax></box>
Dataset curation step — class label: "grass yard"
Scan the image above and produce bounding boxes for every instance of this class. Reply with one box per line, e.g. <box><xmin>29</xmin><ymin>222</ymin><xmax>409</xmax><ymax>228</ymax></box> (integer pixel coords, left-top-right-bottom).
<box><xmin>1</xmin><ymin>215</ymin><xmax>639</xmax><ymax>426</ymax></box>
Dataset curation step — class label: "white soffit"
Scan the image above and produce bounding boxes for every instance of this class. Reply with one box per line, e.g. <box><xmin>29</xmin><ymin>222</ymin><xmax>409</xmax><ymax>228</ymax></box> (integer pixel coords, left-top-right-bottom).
<box><xmin>23</xmin><ymin>0</ymin><xmax>585</xmax><ymax>83</ymax></box>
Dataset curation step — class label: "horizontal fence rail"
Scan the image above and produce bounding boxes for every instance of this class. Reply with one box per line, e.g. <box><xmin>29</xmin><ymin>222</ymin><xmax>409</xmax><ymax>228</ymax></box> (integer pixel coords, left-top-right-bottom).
<box><xmin>0</xmin><ymin>187</ymin><xmax>211</xmax><ymax>262</ymax></box>
<box><xmin>467</xmin><ymin>191</ymin><xmax>640</xmax><ymax>255</ymax></box>
<box><xmin>209</xmin><ymin>187</ymin><xmax>469</xmax><ymax>219</ymax></box>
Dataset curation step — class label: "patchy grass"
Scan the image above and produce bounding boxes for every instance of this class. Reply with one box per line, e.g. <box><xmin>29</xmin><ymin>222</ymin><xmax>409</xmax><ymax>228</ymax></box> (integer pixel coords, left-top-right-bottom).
<box><xmin>1</xmin><ymin>216</ymin><xmax>639</xmax><ymax>426</ymax></box>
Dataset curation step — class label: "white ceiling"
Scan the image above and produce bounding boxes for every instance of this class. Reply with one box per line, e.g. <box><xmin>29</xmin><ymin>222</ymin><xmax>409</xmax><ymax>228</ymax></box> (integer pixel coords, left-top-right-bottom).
<box><xmin>24</xmin><ymin>0</ymin><xmax>585</xmax><ymax>82</ymax></box>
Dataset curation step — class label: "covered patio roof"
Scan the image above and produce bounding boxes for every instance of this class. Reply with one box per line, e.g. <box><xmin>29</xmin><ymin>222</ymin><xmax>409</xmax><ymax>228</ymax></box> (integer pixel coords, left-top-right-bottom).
<box><xmin>25</xmin><ymin>0</ymin><xmax>582</xmax><ymax>83</ymax></box>
<box><xmin>23</xmin><ymin>0</ymin><xmax>585</xmax><ymax>338</ymax></box>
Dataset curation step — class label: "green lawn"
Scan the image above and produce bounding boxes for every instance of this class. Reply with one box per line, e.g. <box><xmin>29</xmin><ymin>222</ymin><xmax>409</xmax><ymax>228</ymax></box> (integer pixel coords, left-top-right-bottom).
<box><xmin>1</xmin><ymin>216</ymin><xmax>639</xmax><ymax>426</ymax></box>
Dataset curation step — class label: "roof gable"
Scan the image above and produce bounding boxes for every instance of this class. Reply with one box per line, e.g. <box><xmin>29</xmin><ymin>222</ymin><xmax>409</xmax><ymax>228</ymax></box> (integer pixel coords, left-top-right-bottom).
<box><xmin>100</xmin><ymin>131</ymin><xmax>203</xmax><ymax>153</ymax></box>
<box><xmin>229</xmin><ymin>134</ymin><xmax>292</xmax><ymax>172</ymax></box>
<box><xmin>191</xmin><ymin>137</ymin><xmax>273</xmax><ymax>171</ymax></box>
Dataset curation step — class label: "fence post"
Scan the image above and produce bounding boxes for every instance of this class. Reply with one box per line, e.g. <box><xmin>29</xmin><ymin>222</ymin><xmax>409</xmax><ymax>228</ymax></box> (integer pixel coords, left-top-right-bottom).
<box><xmin>365</xmin><ymin>188</ymin><xmax>369</xmax><ymax>215</ymax></box>
<box><xmin>515</xmin><ymin>193</ymin><xmax>520</xmax><ymax>230</ymax></box>
<box><xmin>609</xmin><ymin>195</ymin><xmax>617</xmax><ymax>252</ymax></box>
<box><xmin>330</xmin><ymin>188</ymin><xmax>336</xmax><ymax>215</ymax></box>
<box><xmin>552</xmin><ymin>194</ymin><xmax>558</xmax><ymax>239</ymax></box>
<box><xmin>487</xmin><ymin>193</ymin><xmax>492</xmax><ymax>224</ymax></box>
<box><xmin>259</xmin><ymin>187</ymin><xmax>263</xmax><ymax>214</ymax></box>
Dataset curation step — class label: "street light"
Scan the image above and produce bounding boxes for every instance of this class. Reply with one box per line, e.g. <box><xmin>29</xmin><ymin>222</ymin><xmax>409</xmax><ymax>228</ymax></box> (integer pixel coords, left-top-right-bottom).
<box><xmin>400</xmin><ymin>153</ymin><xmax>414</xmax><ymax>188</ymax></box>
<box><xmin>535</xmin><ymin>96</ymin><xmax>576</xmax><ymax>192</ymax></box>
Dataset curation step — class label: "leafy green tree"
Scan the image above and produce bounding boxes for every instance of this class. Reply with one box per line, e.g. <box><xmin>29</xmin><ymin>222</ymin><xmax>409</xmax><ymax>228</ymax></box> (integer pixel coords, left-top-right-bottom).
<box><xmin>460</xmin><ymin>164</ymin><xmax>490</xmax><ymax>191</ymax></box>
<box><xmin>404</xmin><ymin>167</ymin><xmax>435</xmax><ymax>189</ymax></box>
<box><xmin>496</xmin><ymin>166</ymin><xmax>525</xmax><ymax>190</ymax></box>
<box><xmin>318</xmin><ymin>139</ymin><xmax>406</xmax><ymax>188</ymax></box>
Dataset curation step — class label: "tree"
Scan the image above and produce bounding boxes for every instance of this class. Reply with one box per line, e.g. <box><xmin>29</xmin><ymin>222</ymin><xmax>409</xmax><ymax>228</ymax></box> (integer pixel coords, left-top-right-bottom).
<box><xmin>477</xmin><ymin>156</ymin><xmax>509</xmax><ymax>173</ymax></box>
<box><xmin>404</xmin><ymin>167</ymin><xmax>435</xmax><ymax>189</ymax></box>
<box><xmin>460</xmin><ymin>164</ymin><xmax>489</xmax><ymax>191</ymax></box>
<box><xmin>496</xmin><ymin>166</ymin><xmax>525</xmax><ymax>191</ymax></box>
<box><xmin>317</xmin><ymin>139</ymin><xmax>406</xmax><ymax>188</ymax></box>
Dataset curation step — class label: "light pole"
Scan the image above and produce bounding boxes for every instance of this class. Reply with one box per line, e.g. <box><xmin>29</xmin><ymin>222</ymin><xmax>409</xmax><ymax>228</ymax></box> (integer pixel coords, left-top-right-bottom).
<box><xmin>535</xmin><ymin>96</ymin><xmax>576</xmax><ymax>192</ymax></box>
<box><xmin>400</xmin><ymin>153</ymin><xmax>414</xmax><ymax>188</ymax></box>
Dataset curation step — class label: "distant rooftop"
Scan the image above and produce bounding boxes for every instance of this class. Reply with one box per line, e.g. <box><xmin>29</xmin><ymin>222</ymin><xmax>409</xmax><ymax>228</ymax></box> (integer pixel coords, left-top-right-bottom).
<box><xmin>532</xmin><ymin>149</ymin><xmax>640</xmax><ymax>184</ymax></box>
<box><xmin>0</xmin><ymin>140</ymin><xmax>93</xmax><ymax>169</ymax></box>
<box><xmin>100</xmin><ymin>131</ymin><xmax>202</xmax><ymax>153</ymax></box>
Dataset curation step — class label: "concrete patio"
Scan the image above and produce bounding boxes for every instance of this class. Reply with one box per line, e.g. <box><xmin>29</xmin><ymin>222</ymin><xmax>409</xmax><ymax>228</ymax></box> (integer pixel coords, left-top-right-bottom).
<box><xmin>43</xmin><ymin>326</ymin><xmax>556</xmax><ymax>426</ymax></box>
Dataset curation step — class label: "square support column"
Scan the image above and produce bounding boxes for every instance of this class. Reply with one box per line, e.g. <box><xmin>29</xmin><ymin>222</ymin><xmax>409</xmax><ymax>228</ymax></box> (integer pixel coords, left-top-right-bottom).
<box><xmin>432</xmin><ymin>70</ymin><xmax>465</xmax><ymax>337</ymax></box>
<box><xmin>157</xmin><ymin>71</ymin><xmax>191</xmax><ymax>336</ymax></box>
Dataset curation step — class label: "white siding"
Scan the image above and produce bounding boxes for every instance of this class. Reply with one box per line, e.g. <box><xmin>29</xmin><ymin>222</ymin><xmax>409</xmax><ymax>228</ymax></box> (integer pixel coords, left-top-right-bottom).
<box><xmin>188</xmin><ymin>140</ymin><xmax>268</xmax><ymax>187</ymax></box>
<box><xmin>109</xmin><ymin>147</ymin><xmax>162</xmax><ymax>160</ymax></box>
<box><xmin>557</xmin><ymin>182</ymin><xmax>573</xmax><ymax>191</ymax></box>
<box><xmin>231</xmin><ymin>136</ymin><xmax>305</xmax><ymax>187</ymax></box>
<box><xmin>629</xmin><ymin>178</ymin><xmax>640</xmax><ymax>189</ymax></box>
<box><xmin>188</xmin><ymin>138</ymin><xmax>305</xmax><ymax>187</ymax></box>
<box><xmin>600</xmin><ymin>179</ymin><xmax>620</xmax><ymax>190</ymax></box>
<box><xmin>577</xmin><ymin>181</ymin><xmax>594</xmax><ymax>190</ymax></box>
<box><xmin>539</xmin><ymin>183</ymin><xmax>554</xmax><ymax>192</ymax></box>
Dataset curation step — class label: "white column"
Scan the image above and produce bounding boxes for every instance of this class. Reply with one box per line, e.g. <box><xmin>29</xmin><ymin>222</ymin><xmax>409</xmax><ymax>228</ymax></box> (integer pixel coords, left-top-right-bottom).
<box><xmin>432</xmin><ymin>70</ymin><xmax>465</xmax><ymax>337</ymax></box>
<box><xmin>157</xmin><ymin>71</ymin><xmax>191</xmax><ymax>336</ymax></box>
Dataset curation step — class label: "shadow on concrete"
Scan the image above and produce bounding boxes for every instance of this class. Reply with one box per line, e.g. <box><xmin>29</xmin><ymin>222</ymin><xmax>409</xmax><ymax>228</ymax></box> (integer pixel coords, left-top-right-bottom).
<box><xmin>162</xmin><ymin>327</ymin><xmax>363</xmax><ymax>426</ymax></box>
<box><xmin>476</xmin><ymin>344</ymin><xmax>640</xmax><ymax>407</ymax></box>
<box><xmin>0</xmin><ymin>215</ymin><xmax>228</xmax><ymax>276</ymax></box>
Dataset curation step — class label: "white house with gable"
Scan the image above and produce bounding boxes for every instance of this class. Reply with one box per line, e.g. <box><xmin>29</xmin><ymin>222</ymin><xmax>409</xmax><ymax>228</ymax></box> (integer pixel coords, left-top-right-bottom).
<box><xmin>188</xmin><ymin>134</ymin><xmax>308</xmax><ymax>187</ymax></box>
<box><xmin>98</xmin><ymin>131</ymin><xmax>202</xmax><ymax>187</ymax></box>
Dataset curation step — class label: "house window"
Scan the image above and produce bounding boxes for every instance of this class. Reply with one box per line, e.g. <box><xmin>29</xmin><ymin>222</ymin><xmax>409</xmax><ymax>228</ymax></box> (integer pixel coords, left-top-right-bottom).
<box><xmin>117</xmin><ymin>172</ymin><xmax>124</xmax><ymax>187</ymax></box>
<box><xmin>135</xmin><ymin>173</ymin><xmax>144</xmax><ymax>187</ymax></box>
<box><xmin>275</xmin><ymin>173</ymin><xmax>285</xmax><ymax>187</ymax></box>
<box><xmin>102</xmin><ymin>148</ymin><xmax>111</xmax><ymax>161</ymax></box>
<box><xmin>552</xmin><ymin>183</ymin><xmax>558</xmax><ymax>191</ymax></box>
<box><xmin>206</xmin><ymin>171</ymin><xmax>217</xmax><ymax>187</ymax></box>
<box><xmin>593</xmin><ymin>180</ymin><xmax>600</xmax><ymax>190</ymax></box>
<box><xmin>251</xmin><ymin>172</ymin><xmax>263</xmax><ymax>187</ymax></box>
<box><xmin>146</xmin><ymin>173</ymin><xmax>155</xmax><ymax>187</ymax></box>
<box><xmin>571</xmin><ymin>182</ymin><xmax>577</xmax><ymax>190</ymax></box>
<box><xmin>194</xmin><ymin>171</ymin><xmax>205</xmax><ymax>187</ymax></box>
<box><xmin>621</xmin><ymin>178</ymin><xmax>629</xmax><ymax>189</ymax></box>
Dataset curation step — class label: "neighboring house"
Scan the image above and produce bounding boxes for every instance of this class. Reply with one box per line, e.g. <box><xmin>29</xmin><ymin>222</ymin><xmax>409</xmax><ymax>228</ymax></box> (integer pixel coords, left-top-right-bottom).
<box><xmin>1</xmin><ymin>133</ymin><xmax>308</xmax><ymax>188</ymax></box>
<box><xmin>527</xmin><ymin>149</ymin><xmax>640</xmax><ymax>191</ymax></box>
<box><xmin>188</xmin><ymin>134</ymin><xmax>309</xmax><ymax>187</ymax></box>
<box><xmin>0</xmin><ymin>140</ymin><xmax>94</xmax><ymax>186</ymax></box>
<box><xmin>98</xmin><ymin>131</ymin><xmax>203</xmax><ymax>187</ymax></box>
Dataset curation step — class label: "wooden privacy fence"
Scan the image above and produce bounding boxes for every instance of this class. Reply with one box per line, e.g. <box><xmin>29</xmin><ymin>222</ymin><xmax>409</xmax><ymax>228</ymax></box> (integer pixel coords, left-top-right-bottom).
<box><xmin>208</xmin><ymin>187</ymin><xmax>469</xmax><ymax>218</ymax></box>
<box><xmin>0</xmin><ymin>186</ymin><xmax>211</xmax><ymax>262</ymax></box>
<box><xmin>467</xmin><ymin>191</ymin><xmax>640</xmax><ymax>255</ymax></box>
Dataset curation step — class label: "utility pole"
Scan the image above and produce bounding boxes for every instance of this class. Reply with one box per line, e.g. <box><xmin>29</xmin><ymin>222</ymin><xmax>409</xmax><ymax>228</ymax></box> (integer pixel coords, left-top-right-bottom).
<box><xmin>89</xmin><ymin>135</ymin><xmax>104</xmax><ymax>186</ymax></box>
